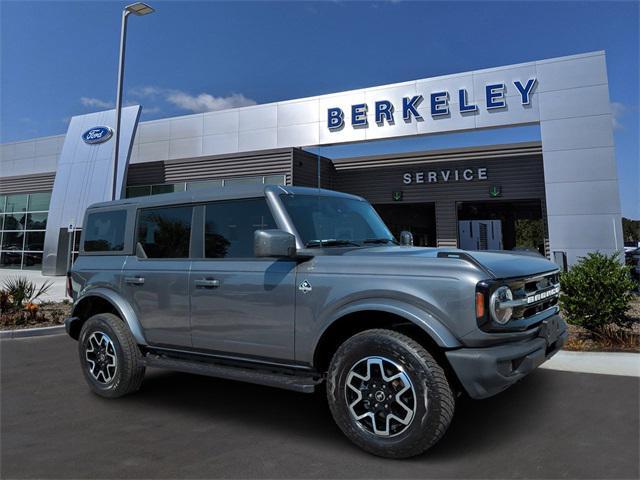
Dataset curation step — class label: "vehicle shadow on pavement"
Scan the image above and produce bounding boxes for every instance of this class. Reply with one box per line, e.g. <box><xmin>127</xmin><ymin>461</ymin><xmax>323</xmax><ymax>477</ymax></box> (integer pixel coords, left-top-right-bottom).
<box><xmin>129</xmin><ymin>366</ymin><xmax>586</xmax><ymax>459</ymax></box>
<box><xmin>128</xmin><ymin>368</ymin><xmax>342</xmax><ymax>444</ymax></box>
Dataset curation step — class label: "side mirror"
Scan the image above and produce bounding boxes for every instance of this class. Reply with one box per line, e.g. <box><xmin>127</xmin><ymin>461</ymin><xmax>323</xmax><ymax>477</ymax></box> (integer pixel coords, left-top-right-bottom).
<box><xmin>399</xmin><ymin>230</ymin><xmax>414</xmax><ymax>246</ymax></box>
<box><xmin>254</xmin><ymin>229</ymin><xmax>297</xmax><ymax>258</ymax></box>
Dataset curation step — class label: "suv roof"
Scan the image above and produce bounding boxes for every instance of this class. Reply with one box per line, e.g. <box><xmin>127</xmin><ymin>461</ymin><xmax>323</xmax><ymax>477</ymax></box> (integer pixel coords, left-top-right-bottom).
<box><xmin>87</xmin><ymin>185</ymin><xmax>364</xmax><ymax>210</ymax></box>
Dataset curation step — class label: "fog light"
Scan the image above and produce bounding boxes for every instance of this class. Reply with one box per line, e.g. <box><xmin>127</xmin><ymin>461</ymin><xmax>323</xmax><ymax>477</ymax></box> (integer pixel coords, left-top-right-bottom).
<box><xmin>490</xmin><ymin>286</ymin><xmax>513</xmax><ymax>324</ymax></box>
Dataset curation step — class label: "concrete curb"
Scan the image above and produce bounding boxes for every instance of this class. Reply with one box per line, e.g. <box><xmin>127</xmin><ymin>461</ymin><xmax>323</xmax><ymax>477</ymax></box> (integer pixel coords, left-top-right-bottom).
<box><xmin>0</xmin><ymin>329</ymin><xmax>637</xmax><ymax>378</ymax></box>
<box><xmin>541</xmin><ymin>350</ymin><xmax>640</xmax><ymax>377</ymax></box>
<box><xmin>0</xmin><ymin>325</ymin><xmax>65</xmax><ymax>339</ymax></box>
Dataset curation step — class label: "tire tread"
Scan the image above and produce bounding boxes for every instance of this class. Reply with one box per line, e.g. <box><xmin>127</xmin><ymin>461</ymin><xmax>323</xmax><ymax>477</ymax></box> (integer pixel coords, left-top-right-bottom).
<box><xmin>79</xmin><ymin>313</ymin><xmax>145</xmax><ymax>398</ymax></box>
<box><xmin>326</xmin><ymin>328</ymin><xmax>455</xmax><ymax>458</ymax></box>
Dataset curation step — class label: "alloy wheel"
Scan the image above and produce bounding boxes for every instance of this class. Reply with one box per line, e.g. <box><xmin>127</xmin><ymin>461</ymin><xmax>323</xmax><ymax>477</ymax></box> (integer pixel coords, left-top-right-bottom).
<box><xmin>85</xmin><ymin>331</ymin><xmax>118</xmax><ymax>384</ymax></box>
<box><xmin>345</xmin><ymin>356</ymin><xmax>417</xmax><ymax>437</ymax></box>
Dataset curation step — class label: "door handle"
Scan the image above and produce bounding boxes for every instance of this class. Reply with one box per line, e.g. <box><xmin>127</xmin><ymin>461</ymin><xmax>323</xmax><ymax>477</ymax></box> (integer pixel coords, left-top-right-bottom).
<box><xmin>195</xmin><ymin>279</ymin><xmax>220</xmax><ymax>289</ymax></box>
<box><xmin>125</xmin><ymin>276</ymin><xmax>145</xmax><ymax>286</ymax></box>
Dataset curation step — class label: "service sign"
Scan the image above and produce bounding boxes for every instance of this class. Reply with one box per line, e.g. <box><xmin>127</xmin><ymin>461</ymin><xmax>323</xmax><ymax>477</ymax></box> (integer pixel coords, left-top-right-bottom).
<box><xmin>403</xmin><ymin>167</ymin><xmax>488</xmax><ymax>185</ymax></box>
<box><xmin>82</xmin><ymin>126</ymin><xmax>113</xmax><ymax>145</ymax></box>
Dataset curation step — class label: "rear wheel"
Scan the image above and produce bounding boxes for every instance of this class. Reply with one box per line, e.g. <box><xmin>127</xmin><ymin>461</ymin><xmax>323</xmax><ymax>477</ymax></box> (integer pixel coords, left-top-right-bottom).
<box><xmin>326</xmin><ymin>329</ymin><xmax>454</xmax><ymax>458</ymax></box>
<box><xmin>78</xmin><ymin>313</ymin><xmax>145</xmax><ymax>398</ymax></box>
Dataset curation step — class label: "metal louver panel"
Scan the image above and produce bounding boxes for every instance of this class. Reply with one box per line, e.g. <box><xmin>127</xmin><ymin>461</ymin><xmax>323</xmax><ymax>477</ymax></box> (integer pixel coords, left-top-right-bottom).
<box><xmin>0</xmin><ymin>172</ymin><xmax>56</xmax><ymax>194</ymax></box>
<box><xmin>164</xmin><ymin>150</ymin><xmax>293</xmax><ymax>184</ymax></box>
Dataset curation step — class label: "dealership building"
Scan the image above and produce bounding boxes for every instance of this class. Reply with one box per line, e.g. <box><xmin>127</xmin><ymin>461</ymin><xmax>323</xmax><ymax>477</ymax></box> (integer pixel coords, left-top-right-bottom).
<box><xmin>0</xmin><ymin>51</ymin><xmax>624</xmax><ymax>275</ymax></box>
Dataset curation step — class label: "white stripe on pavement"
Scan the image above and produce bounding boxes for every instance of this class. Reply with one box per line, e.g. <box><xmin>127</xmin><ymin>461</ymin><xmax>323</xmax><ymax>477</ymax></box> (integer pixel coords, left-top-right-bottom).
<box><xmin>541</xmin><ymin>351</ymin><xmax>640</xmax><ymax>377</ymax></box>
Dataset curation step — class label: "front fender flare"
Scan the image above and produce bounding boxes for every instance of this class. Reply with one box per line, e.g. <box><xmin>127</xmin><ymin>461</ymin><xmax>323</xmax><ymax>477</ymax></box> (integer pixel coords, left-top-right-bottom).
<box><xmin>72</xmin><ymin>288</ymin><xmax>147</xmax><ymax>345</ymax></box>
<box><xmin>316</xmin><ymin>298</ymin><xmax>462</xmax><ymax>350</ymax></box>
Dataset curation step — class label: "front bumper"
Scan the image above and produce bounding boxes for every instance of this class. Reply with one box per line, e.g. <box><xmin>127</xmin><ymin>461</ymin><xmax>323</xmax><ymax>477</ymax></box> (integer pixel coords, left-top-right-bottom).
<box><xmin>446</xmin><ymin>314</ymin><xmax>567</xmax><ymax>399</ymax></box>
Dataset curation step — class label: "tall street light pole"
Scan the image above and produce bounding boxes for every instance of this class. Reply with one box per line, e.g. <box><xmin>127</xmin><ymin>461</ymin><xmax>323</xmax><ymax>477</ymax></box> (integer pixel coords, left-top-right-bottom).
<box><xmin>112</xmin><ymin>2</ymin><xmax>155</xmax><ymax>201</ymax></box>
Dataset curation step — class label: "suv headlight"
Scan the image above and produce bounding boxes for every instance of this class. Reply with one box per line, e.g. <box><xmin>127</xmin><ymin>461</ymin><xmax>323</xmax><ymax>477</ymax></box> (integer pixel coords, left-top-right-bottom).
<box><xmin>490</xmin><ymin>286</ymin><xmax>513</xmax><ymax>324</ymax></box>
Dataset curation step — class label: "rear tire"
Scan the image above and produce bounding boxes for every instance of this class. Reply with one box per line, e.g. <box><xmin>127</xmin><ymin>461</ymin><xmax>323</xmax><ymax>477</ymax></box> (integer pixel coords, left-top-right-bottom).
<box><xmin>326</xmin><ymin>329</ymin><xmax>454</xmax><ymax>459</ymax></box>
<box><xmin>78</xmin><ymin>313</ymin><xmax>145</xmax><ymax>398</ymax></box>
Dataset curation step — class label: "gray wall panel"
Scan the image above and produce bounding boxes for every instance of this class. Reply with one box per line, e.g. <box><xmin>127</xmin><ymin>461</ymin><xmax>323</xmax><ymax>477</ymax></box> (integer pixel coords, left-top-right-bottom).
<box><xmin>126</xmin><ymin>161</ymin><xmax>166</xmax><ymax>186</ymax></box>
<box><xmin>538</xmin><ymin>53</ymin><xmax>622</xmax><ymax>261</ymax></box>
<box><xmin>127</xmin><ymin>149</ymin><xmax>295</xmax><ymax>187</ymax></box>
<box><xmin>292</xmin><ymin>150</ymin><xmax>335</xmax><ymax>189</ymax></box>
<box><xmin>1</xmin><ymin>135</ymin><xmax>64</xmax><ymax>177</ymax></box>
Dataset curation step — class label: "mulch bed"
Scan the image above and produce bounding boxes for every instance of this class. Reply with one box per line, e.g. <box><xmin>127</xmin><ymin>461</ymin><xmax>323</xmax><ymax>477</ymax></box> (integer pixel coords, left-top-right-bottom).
<box><xmin>0</xmin><ymin>302</ymin><xmax>71</xmax><ymax>331</ymax></box>
<box><xmin>564</xmin><ymin>295</ymin><xmax>640</xmax><ymax>353</ymax></box>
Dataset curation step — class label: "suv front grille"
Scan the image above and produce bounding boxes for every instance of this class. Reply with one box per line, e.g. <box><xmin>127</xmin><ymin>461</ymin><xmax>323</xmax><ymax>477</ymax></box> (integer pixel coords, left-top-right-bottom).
<box><xmin>506</xmin><ymin>271</ymin><xmax>560</xmax><ymax>320</ymax></box>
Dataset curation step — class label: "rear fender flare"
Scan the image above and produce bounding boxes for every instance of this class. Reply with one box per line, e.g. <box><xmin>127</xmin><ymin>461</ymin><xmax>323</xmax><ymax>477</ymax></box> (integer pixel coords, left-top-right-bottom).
<box><xmin>72</xmin><ymin>288</ymin><xmax>146</xmax><ymax>345</ymax></box>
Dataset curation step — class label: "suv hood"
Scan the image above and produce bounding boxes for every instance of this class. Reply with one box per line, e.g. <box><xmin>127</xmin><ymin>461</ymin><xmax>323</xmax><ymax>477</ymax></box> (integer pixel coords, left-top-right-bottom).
<box><xmin>343</xmin><ymin>246</ymin><xmax>559</xmax><ymax>279</ymax></box>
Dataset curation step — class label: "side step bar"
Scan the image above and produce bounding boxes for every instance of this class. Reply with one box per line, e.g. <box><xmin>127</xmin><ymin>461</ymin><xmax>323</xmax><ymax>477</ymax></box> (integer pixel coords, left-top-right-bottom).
<box><xmin>143</xmin><ymin>353</ymin><xmax>322</xmax><ymax>394</ymax></box>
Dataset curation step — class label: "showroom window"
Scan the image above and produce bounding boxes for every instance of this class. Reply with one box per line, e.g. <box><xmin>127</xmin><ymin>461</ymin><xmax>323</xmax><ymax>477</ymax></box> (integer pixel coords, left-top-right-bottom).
<box><xmin>0</xmin><ymin>192</ymin><xmax>51</xmax><ymax>270</ymax></box>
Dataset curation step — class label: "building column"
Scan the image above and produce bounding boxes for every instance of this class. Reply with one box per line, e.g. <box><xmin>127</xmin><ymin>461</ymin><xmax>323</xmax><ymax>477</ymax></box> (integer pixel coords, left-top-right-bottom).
<box><xmin>537</xmin><ymin>52</ymin><xmax>623</xmax><ymax>266</ymax></box>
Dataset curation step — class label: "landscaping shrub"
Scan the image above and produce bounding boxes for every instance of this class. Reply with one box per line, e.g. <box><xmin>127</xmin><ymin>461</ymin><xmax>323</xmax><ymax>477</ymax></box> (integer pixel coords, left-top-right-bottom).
<box><xmin>1</xmin><ymin>277</ymin><xmax>59</xmax><ymax>329</ymax></box>
<box><xmin>560</xmin><ymin>252</ymin><xmax>636</xmax><ymax>332</ymax></box>
<box><xmin>2</xmin><ymin>276</ymin><xmax>53</xmax><ymax>311</ymax></box>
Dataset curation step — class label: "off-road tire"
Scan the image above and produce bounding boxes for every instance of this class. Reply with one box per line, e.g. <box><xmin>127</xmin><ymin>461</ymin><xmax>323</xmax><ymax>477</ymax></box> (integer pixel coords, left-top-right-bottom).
<box><xmin>78</xmin><ymin>313</ymin><xmax>145</xmax><ymax>398</ymax></box>
<box><xmin>326</xmin><ymin>329</ymin><xmax>454</xmax><ymax>459</ymax></box>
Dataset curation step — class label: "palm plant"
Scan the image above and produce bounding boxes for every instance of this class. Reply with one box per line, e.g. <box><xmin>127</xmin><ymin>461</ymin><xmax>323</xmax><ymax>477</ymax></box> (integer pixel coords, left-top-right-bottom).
<box><xmin>2</xmin><ymin>277</ymin><xmax>53</xmax><ymax>311</ymax></box>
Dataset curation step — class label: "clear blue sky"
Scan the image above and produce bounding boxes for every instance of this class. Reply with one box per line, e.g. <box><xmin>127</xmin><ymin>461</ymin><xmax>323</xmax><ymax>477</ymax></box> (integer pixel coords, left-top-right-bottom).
<box><xmin>1</xmin><ymin>1</ymin><xmax>638</xmax><ymax>218</ymax></box>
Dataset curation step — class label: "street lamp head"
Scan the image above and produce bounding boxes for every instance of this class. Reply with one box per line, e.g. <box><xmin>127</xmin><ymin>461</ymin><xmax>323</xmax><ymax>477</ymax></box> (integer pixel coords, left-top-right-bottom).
<box><xmin>125</xmin><ymin>2</ymin><xmax>154</xmax><ymax>16</ymax></box>
<box><xmin>112</xmin><ymin>1</ymin><xmax>154</xmax><ymax>200</ymax></box>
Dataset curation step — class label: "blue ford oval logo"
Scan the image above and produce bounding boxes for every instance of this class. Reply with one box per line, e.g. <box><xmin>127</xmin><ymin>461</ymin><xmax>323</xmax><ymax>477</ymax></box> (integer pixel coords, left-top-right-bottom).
<box><xmin>82</xmin><ymin>126</ymin><xmax>113</xmax><ymax>144</ymax></box>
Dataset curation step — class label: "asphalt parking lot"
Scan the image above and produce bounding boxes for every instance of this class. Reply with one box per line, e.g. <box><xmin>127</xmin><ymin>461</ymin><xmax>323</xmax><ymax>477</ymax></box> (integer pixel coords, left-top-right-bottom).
<box><xmin>1</xmin><ymin>335</ymin><xmax>638</xmax><ymax>479</ymax></box>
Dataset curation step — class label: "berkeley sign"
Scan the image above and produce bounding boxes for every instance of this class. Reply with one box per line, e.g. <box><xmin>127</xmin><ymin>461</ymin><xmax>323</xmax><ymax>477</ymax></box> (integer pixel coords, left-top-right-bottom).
<box><xmin>327</xmin><ymin>78</ymin><xmax>537</xmax><ymax>130</ymax></box>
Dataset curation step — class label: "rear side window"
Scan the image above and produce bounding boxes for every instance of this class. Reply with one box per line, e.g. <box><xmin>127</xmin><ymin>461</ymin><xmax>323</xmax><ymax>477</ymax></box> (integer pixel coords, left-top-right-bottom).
<box><xmin>205</xmin><ymin>198</ymin><xmax>276</xmax><ymax>258</ymax></box>
<box><xmin>84</xmin><ymin>210</ymin><xmax>127</xmax><ymax>252</ymax></box>
<box><xmin>137</xmin><ymin>206</ymin><xmax>193</xmax><ymax>258</ymax></box>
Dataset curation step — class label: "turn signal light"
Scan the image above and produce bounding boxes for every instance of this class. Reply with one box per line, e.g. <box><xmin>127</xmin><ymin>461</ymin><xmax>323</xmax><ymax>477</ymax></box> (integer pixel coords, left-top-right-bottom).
<box><xmin>475</xmin><ymin>292</ymin><xmax>485</xmax><ymax>319</ymax></box>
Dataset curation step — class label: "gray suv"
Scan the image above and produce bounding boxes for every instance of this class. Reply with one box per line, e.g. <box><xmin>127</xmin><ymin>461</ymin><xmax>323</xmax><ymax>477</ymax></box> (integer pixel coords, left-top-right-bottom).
<box><xmin>65</xmin><ymin>185</ymin><xmax>567</xmax><ymax>458</ymax></box>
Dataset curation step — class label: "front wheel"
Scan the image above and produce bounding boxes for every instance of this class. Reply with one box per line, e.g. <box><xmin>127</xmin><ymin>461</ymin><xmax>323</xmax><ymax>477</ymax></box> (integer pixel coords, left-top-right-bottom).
<box><xmin>326</xmin><ymin>329</ymin><xmax>455</xmax><ymax>458</ymax></box>
<box><xmin>78</xmin><ymin>313</ymin><xmax>145</xmax><ymax>398</ymax></box>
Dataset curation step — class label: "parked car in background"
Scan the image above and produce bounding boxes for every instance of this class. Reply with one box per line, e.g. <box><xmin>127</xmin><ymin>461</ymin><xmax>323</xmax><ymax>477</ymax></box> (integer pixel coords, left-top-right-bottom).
<box><xmin>625</xmin><ymin>247</ymin><xmax>640</xmax><ymax>285</ymax></box>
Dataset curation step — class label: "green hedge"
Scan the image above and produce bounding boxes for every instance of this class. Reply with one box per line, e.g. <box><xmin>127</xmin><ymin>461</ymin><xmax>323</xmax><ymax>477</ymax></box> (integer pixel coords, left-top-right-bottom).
<box><xmin>560</xmin><ymin>252</ymin><xmax>635</xmax><ymax>332</ymax></box>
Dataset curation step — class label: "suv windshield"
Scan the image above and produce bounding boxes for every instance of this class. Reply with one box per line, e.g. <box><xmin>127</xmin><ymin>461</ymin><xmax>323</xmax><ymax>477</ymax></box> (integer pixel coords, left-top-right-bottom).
<box><xmin>279</xmin><ymin>193</ymin><xmax>396</xmax><ymax>247</ymax></box>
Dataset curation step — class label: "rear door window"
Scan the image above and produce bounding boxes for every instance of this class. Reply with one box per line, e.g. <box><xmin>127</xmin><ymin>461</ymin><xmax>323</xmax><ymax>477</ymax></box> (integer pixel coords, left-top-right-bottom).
<box><xmin>137</xmin><ymin>206</ymin><xmax>193</xmax><ymax>258</ymax></box>
<box><xmin>84</xmin><ymin>210</ymin><xmax>127</xmax><ymax>252</ymax></box>
<box><xmin>204</xmin><ymin>199</ymin><xmax>275</xmax><ymax>258</ymax></box>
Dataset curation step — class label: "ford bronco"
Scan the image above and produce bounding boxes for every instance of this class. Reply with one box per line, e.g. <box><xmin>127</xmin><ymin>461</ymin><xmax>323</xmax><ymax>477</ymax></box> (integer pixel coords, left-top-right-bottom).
<box><xmin>65</xmin><ymin>185</ymin><xmax>567</xmax><ymax>458</ymax></box>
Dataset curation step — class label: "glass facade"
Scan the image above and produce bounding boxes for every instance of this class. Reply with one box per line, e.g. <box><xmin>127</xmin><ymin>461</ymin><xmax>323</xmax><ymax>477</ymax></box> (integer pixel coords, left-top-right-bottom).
<box><xmin>125</xmin><ymin>175</ymin><xmax>287</xmax><ymax>199</ymax></box>
<box><xmin>0</xmin><ymin>192</ymin><xmax>51</xmax><ymax>270</ymax></box>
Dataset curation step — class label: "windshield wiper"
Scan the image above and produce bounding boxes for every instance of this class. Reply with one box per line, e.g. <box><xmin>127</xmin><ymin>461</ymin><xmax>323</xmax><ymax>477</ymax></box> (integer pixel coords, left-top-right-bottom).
<box><xmin>305</xmin><ymin>239</ymin><xmax>361</xmax><ymax>248</ymax></box>
<box><xmin>362</xmin><ymin>238</ymin><xmax>398</xmax><ymax>245</ymax></box>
